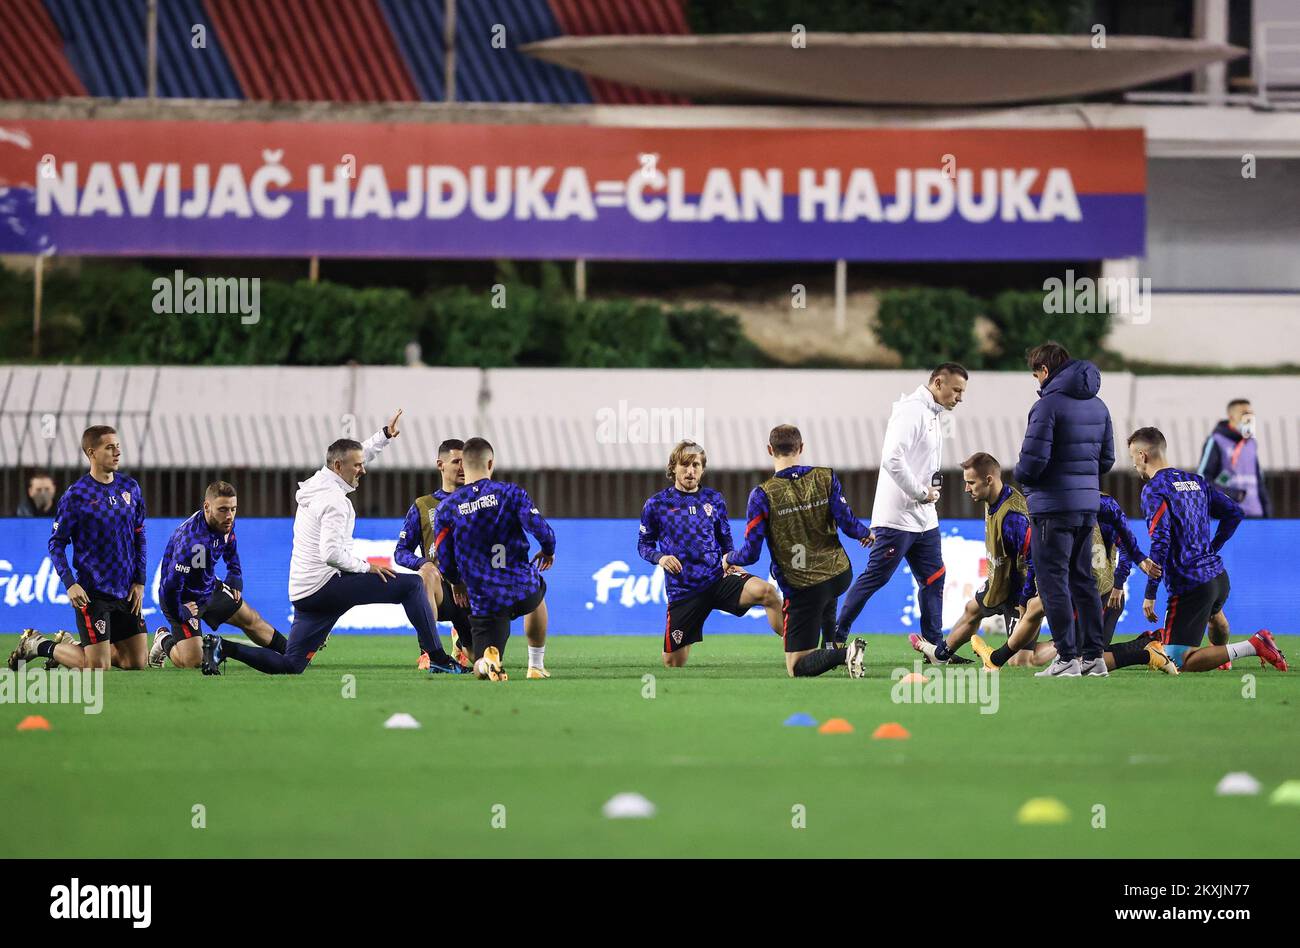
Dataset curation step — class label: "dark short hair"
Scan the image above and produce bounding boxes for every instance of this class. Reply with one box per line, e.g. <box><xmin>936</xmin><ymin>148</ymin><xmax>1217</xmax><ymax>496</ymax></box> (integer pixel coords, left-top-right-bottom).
<box><xmin>1127</xmin><ymin>426</ymin><xmax>1167</xmax><ymax>454</ymax></box>
<box><xmin>1227</xmin><ymin>399</ymin><xmax>1251</xmax><ymax>413</ymax></box>
<box><xmin>326</xmin><ymin>438</ymin><xmax>363</xmax><ymax>466</ymax></box>
<box><xmin>27</xmin><ymin>471</ymin><xmax>54</xmax><ymax>488</ymax></box>
<box><xmin>768</xmin><ymin>424</ymin><xmax>803</xmax><ymax>457</ymax></box>
<box><xmin>462</xmin><ymin>437</ymin><xmax>495</xmax><ymax>466</ymax></box>
<box><xmin>1027</xmin><ymin>342</ymin><xmax>1070</xmax><ymax>375</ymax></box>
<box><xmin>437</xmin><ymin>438</ymin><xmax>465</xmax><ymax>458</ymax></box>
<box><xmin>929</xmin><ymin>362</ymin><xmax>968</xmax><ymax>383</ymax></box>
<box><xmin>960</xmin><ymin>452</ymin><xmax>1000</xmax><ymax>479</ymax></box>
<box><xmin>81</xmin><ymin>425</ymin><xmax>116</xmax><ymax>455</ymax></box>
<box><xmin>205</xmin><ymin>480</ymin><xmax>237</xmax><ymax>500</ymax></box>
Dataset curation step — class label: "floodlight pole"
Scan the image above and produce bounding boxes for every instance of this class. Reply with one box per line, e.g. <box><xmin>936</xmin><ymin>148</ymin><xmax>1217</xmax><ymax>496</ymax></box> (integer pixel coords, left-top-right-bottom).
<box><xmin>575</xmin><ymin>259</ymin><xmax>586</xmax><ymax>301</ymax></box>
<box><xmin>834</xmin><ymin>258</ymin><xmax>846</xmax><ymax>335</ymax></box>
<box><xmin>33</xmin><ymin>254</ymin><xmax>44</xmax><ymax>359</ymax></box>
<box><xmin>146</xmin><ymin>0</ymin><xmax>158</xmax><ymax>101</ymax></box>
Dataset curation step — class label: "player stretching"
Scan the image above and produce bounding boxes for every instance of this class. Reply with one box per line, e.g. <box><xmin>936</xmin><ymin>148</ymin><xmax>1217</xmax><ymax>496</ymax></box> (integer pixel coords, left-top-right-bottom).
<box><xmin>639</xmin><ymin>440</ymin><xmax>782</xmax><ymax>668</ymax></box>
<box><xmin>202</xmin><ymin>410</ymin><xmax>463</xmax><ymax>676</ymax></box>
<box><xmin>395</xmin><ymin>438</ymin><xmax>473</xmax><ymax>670</ymax></box>
<box><xmin>433</xmin><ymin>438</ymin><xmax>555</xmax><ymax>680</ymax></box>
<box><xmin>148</xmin><ymin>481</ymin><xmax>287</xmax><ymax>670</ymax></box>
<box><xmin>723</xmin><ymin>425</ymin><xmax>867</xmax><ymax>678</ymax></box>
<box><xmin>1105</xmin><ymin>427</ymin><xmax>1286</xmax><ymax>674</ymax></box>
<box><xmin>10</xmin><ymin>426</ymin><xmax>149</xmax><ymax>671</ymax></box>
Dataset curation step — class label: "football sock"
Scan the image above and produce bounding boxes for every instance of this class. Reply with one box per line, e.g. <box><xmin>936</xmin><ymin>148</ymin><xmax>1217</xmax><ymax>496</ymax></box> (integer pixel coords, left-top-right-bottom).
<box><xmin>161</xmin><ymin>633</ymin><xmax>178</xmax><ymax>657</ymax></box>
<box><xmin>1108</xmin><ymin>637</ymin><xmax>1150</xmax><ymax>669</ymax></box>
<box><xmin>527</xmin><ymin>646</ymin><xmax>545</xmax><ymax>668</ymax></box>
<box><xmin>36</xmin><ymin>640</ymin><xmax>56</xmax><ymax>659</ymax></box>
<box><xmin>1227</xmin><ymin>640</ymin><xmax>1258</xmax><ymax>661</ymax></box>
<box><xmin>793</xmin><ymin>649</ymin><xmax>846</xmax><ymax>677</ymax></box>
<box><xmin>934</xmin><ymin>641</ymin><xmax>952</xmax><ymax>662</ymax></box>
<box><xmin>267</xmin><ymin>630</ymin><xmax>288</xmax><ymax>654</ymax></box>
<box><xmin>990</xmin><ymin>644</ymin><xmax>1014</xmax><ymax>667</ymax></box>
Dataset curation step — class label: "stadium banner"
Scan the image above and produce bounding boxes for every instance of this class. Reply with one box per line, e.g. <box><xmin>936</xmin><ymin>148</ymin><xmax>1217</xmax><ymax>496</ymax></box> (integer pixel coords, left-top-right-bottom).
<box><xmin>1</xmin><ymin>516</ymin><xmax>1289</xmax><ymax>637</ymax></box>
<box><xmin>0</xmin><ymin>120</ymin><xmax>1144</xmax><ymax>261</ymax></box>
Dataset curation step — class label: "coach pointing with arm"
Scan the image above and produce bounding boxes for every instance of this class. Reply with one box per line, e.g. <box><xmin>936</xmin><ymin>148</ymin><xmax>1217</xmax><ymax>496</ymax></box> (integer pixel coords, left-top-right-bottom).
<box><xmin>1014</xmin><ymin>342</ymin><xmax>1115</xmax><ymax>678</ymax></box>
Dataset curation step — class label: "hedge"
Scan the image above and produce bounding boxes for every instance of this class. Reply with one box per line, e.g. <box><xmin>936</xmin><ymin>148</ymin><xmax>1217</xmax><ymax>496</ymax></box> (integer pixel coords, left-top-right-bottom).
<box><xmin>0</xmin><ymin>263</ymin><xmax>766</xmax><ymax>369</ymax></box>
<box><xmin>873</xmin><ymin>287</ymin><xmax>985</xmax><ymax>370</ymax></box>
<box><xmin>686</xmin><ymin>0</ymin><xmax>1091</xmax><ymax>34</ymax></box>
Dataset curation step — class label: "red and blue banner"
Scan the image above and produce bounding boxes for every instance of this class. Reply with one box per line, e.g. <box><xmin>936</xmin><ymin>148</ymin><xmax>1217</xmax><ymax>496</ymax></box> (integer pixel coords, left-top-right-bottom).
<box><xmin>0</xmin><ymin>120</ymin><xmax>1145</xmax><ymax>261</ymax></box>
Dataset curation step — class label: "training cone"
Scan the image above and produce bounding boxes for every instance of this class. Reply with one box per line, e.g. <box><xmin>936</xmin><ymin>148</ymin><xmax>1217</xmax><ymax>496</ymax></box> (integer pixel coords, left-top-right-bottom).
<box><xmin>818</xmin><ymin>717</ymin><xmax>853</xmax><ymax>734</ymax></box>
<box><xmin>602</xmin><ymin>792</ymin><xmax>656</xmax><ymax>819</ymax></box>
<box><xmin>1215</xmin><ymin>772</ymin><xmax>1261</xmax><ymax>796</ymax></box>
<box><xmin>1016</xmin><ymin>797</ymin><xmax>1070</xmax><ymax>825</ymax></box>
<box><xmin>16</xmin><ymin>715</ymin><xmax>50</xmax><ymax>731</ymax></box>
<box><xmin>383</xmin><ymin>712</ymin><xmax>421</xmax><ymax>730</ymax></box>
<box><xmin>872</xmin><ymin>722</ymin><xmax>911</xmax><ymax>740</ymax></box>
<box><xmin>1268</xmin><ymin>780</ymin><xmax>1300</xmax><ymax>807</ymax></box>
<box><xmin>783</xmin><ymin>713</ymin><xmax>818</xmax><ymax>727</ymax></box>
<box><xmin>899</xmin><ymin>672</ymin><xmax>929</xmax><ymax>685</ymax></box>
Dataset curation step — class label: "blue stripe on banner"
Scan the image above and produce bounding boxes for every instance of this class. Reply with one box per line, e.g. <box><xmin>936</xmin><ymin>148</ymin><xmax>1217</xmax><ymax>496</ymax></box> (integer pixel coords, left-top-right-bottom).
<box><xmin>2</xmin><ymin>517</ymin><xmax>1293</xmax><ymax>636</ymax></box>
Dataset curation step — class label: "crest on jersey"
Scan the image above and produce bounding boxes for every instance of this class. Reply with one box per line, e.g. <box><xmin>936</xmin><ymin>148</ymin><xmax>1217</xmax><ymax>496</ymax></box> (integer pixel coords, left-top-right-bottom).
<box><xmin>671</xmin><ymin>628</ymin><xmax>684</xmax><ymax>645</ymax></box>
<box><xmin>703</xmin><ymin>503</ymin><xmax>713</xmax><ymax>517</ymax></box>
<box><xmin>122</xmin><ymin>492</ymin><xmax>132</xmax><ymax>505</ymax></box>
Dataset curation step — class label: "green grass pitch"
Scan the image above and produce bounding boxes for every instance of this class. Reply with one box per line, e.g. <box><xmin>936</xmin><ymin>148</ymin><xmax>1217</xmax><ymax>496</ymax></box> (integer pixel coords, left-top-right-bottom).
<box><xmin>3</xmin><ymin>632</ymin><xmax>1297</xmax><ymax>858</ymax></box>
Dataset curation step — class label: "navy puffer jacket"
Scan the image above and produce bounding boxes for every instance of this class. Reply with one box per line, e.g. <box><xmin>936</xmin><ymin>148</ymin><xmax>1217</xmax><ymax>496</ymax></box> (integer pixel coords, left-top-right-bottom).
<box><xmin>1013</xmin><ymin>359</ymin><xmax>1116</xmax><ymax>515</ymax></box>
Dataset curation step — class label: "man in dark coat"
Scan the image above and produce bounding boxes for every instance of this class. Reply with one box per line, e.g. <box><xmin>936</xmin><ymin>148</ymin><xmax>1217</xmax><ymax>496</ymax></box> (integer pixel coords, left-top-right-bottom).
<box><xmin>1013</xmin><ymin>342</ymin><xmax>1116</xmax><ymax>678</ymax></box>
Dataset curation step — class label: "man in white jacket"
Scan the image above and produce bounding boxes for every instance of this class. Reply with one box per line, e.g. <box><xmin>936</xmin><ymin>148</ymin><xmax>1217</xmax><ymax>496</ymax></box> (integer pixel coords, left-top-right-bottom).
<box><xmin>201</xmin><ymin>409</ymin><xmax>463</xmax><ymax>676</ymax></box>
<box><xmin>832</xmin><ymin>364</ymin><xmax>967</xmax><ymax>649</ymax></box>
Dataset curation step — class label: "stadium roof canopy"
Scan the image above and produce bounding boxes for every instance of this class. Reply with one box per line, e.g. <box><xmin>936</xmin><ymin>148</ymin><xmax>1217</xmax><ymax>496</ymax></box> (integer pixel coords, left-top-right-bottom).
<box><xmin>522</xmin><ymin>32</ymin><xmax>1246</xmax><ymax>106</ymax></box>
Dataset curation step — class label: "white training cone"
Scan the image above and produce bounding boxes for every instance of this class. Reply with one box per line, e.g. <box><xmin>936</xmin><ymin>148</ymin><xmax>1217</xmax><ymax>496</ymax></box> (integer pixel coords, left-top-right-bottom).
<box><xmin>384</xmin><ymin>712</ymin><xmax>421</xmax><ymax>729</ymax></box>
<box><xmin>602</xmin><ymin>792</ymin><xmax>656</xmax><ymax>819</ymax></box>
<box><xmin>1215</xmin><ymin>772</ymin><xmax>1261</xmax><ymax>796</ymax></box>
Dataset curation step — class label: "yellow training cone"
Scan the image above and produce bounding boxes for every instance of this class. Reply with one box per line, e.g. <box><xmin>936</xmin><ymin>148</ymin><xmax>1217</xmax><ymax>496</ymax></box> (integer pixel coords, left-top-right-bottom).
<box><xmin>1017</xmin><ymin>797</ymin><xmax>1070</xmax><ymax>825</ymax></box>
<box><xmin>1268</xmin><ymin>780</ymin><xmax>1300</xmax><ymax>806</ymax></box>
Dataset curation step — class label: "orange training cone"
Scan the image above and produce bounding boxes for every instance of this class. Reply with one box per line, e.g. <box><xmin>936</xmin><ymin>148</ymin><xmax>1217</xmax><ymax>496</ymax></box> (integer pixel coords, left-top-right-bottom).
<box><xmin>899</xmin><ymin>672</ymin><xmax>929</xmax><ymax>685</ymax></box>
<box><xmin>17</xmin><ymin>715</ymin><xmax>50</xmax><ymax>731</ymax></box>
<box><xmin>818</xmin><ymin>717</ymin><xmax>854</xmax><ymax>734</ymax></box>
<box><xmin>872</xmin><ymin>722</ymin><xmax>911</xmax><ymax>740</ymax></box>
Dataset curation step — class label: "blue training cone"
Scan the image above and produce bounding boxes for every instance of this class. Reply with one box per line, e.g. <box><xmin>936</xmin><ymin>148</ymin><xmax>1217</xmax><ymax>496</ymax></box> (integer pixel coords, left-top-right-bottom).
<box><xmin>784</xmin><ymin>713</ymin><xmax>818</xmax><ymax>727</ymax></box>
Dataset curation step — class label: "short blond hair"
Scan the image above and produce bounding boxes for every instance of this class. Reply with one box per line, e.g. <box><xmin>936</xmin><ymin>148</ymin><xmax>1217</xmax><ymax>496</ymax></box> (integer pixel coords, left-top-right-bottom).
<box><xmin>666</xmin><ymin>440</ymin><xmax>707</xmax><ymax>480</ymax></box>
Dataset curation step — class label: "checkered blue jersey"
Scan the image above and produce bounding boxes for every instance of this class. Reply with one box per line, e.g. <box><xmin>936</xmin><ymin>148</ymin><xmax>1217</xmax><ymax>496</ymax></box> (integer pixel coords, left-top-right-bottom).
<box><xmin>394</xmin><ymin>488</ymin><xmax>452</xmax><ymax>571</ymax></box>
<box><xmin>159</xmin><ymin>511</ymin><xmax>243</xmax><ymax>621</ymax></box>
<box><xmin>1097</xmin><ymin>492</ymin><xmax>1144</xmax><ymax>587</ymax></box>
<box><xmin>1141</xmin><ymin>468</ymin><xmax>1244</xmax><ymax>599</ymax></box>
<box><xmin>48</xmin><ymin>472</ymin><xmax>147</xmax><ymax>599</ymax></box>
<box><xmin>729</xmin><ymin>466</ymin><xmax>870</xmax><ymax>597</ymax></box>
<box><xmin>432</xmin><ymin>479</ymin><xmax>555</xmax><ymax>615</ymax></box>
<box><xmin>638</xmin><ymin>485</ymin><xmax>733</xmax><ymax>603</ymax></box>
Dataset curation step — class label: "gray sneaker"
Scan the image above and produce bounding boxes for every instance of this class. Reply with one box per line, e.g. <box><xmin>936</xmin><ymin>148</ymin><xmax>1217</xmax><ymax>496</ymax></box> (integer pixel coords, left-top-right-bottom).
<box><xmin>1034</xmin><ymin>657</ymin><xmax>1082</xmax><ymax>678</ymax></box>
<box><xmin>1080</xmin><ymin>657</ymin><xmax>1109</xmax><ymax>677</ymax></box>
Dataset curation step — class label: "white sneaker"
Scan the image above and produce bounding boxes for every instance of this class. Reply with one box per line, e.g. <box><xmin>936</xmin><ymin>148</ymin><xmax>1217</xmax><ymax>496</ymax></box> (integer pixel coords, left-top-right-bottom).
<box><xmin>148</xmin><ymin>627</ymin><xmax>172</xmax><ymax>669</ymax></box>
<box><xmin>846</xmin><ymin>638</ymin><xmax>867</xmax><ymax>679</ymax></box>
<box><xmin>1034</xmin><ymin>657</ymin><xmax>1082</xmax><ymax>678</ymax></box>
<box><xmin>1080</xmin><ymin>657</ymin><xmax>1109</xmax><ymax>677</ymax></box>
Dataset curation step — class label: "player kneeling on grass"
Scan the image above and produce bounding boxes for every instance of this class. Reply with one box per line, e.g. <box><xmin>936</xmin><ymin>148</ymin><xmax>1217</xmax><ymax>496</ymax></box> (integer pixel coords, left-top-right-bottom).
<box><xmin>1102</xmin><ymin>427</ymin><xmax>1287</xmax><ymax>675</ymax></box>
<box><xmin>723</xmin><ymin>425</ymin><xmax>867</xmax><ymax>678</ymax></box>
<box><xmin>149</xmin><ymin>481</ymin><xmax>287</xmax><ymax>670</ymax></box>
<box><xmin>433</xmin><ymin>438</ymin><xmax>555</xmax><ymax>681</ymax></box>
<box><xmin>11</xmin><ymin>426</ymin><xmax>149</xmax><ymax>672</ymax></box>
<box><xmin>203</xmin><ymin>410</ymin><xmax>464</xmax><ymax>676</ymax></box>
<box><xmin>638</xmin><ymin>440</ymin><xmax>782</xmax><ymax>668</ymax></box>
<box><xmin>395</xmin><ymin>438</ymin><xmax>474</xmax><ymax>671</ymax></box>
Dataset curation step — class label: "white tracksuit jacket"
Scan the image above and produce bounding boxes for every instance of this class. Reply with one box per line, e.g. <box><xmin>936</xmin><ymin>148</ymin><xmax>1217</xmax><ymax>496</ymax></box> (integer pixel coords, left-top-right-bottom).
<box><xmin>870</xmin><ymin>384</ymin><xmax>946</xmax><ymax>534</ymax></box>
<box><xmin>288</xmin><ymin>427</ymin><xmax>391</xmax><ymax>602</ymax></box>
